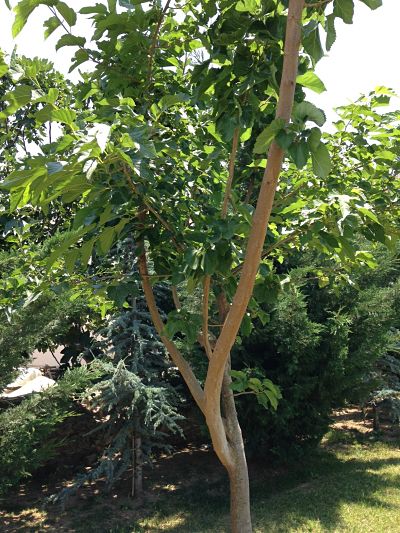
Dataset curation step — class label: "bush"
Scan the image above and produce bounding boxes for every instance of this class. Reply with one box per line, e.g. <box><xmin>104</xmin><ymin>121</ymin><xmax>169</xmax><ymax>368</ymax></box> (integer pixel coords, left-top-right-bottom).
<box><xmin>233</xmin><ymin>245</ymin><xmax>400</xmax><ymax>459</ymax></box>
<box><xmin>0</xmin><ymin>366</ymin><xmax>98</xmax><ymax>496</ymax></box>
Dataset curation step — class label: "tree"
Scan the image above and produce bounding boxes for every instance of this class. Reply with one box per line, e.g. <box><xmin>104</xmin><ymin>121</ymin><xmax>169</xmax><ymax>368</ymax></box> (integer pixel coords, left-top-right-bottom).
<box><xmin>1</xmin><ymin>1</ymin><xmax>388</xmax><ymax>530</ymax></box>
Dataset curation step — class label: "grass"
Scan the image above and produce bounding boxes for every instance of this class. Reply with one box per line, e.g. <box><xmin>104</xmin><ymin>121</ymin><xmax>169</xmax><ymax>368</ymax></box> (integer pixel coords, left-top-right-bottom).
<box><xmin>1</xmin><ymin>433</ymin><xmax>400</xmax><ymax>532</ymax></box>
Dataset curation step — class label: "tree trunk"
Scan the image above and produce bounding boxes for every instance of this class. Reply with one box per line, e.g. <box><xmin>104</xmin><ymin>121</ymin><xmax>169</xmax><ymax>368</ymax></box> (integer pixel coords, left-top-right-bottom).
<box><xmin>222</xmin><ymin>360</ymin><xmax>252</xmax><ymax>533</ymax></box>
<box><xmin>134</xmin><ymin>434</ymin><xmax>143</xmax><ymax>496</ymax></box>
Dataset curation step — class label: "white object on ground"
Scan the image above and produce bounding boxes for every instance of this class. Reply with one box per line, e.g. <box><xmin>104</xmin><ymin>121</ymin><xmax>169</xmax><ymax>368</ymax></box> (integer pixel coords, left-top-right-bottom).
<box><xmin>2</xmin><ymin>375</ymin><xmax>56</xmax><ymax>398</ymax></box>
<box><xmin>6</xmin><ymin>367</ymin><xmax>42</xmax><ymax>390</ymax></box>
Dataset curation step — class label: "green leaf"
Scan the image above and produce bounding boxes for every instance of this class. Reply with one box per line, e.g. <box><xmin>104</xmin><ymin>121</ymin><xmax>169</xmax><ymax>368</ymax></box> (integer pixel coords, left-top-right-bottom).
<box><xmin>303</xmin><ymin>27</ymin><xmax>324</xmax><ymax>64</ymax></box>
<box><xmin>98</xmin><ymin>227</ymin><xmax>115</xmax><ymax>254</ymax></box>
<box><xmin>288</xmin><ymin>141</ymin><xmax>309</xmax><ymax>169</ymax></box>
<box><xmin>325</xmin><ymin>14</ymin><xmax>336</xmax><ymax>51</ymax></box>
<box><xmin>275</xmin><ymin>130</ymin><xmax>295</xmax><ymax>150</ymax></box>
<box><xmin>3</xmin><ymin>85</ymin><xmax>32</xmax><ymax>114</ymax></box>
<box><xmin>80</xmin><ymin>238</ymin><xmax>95</xmax><ymax>266</ymax></box>
<box><xmin>56</xmin><ymin>34</ymin><xmax>86</xmax><ymax>51</ymax></box>
<box><xmin>334</xmin><ymin>0</ymin><xmax>354</xmax><ymax>24</ymax></box>
<box><xmin>240</xmin><ymin>313</ymin><xmax>253</xmax><ymax>337</ymax></box>
<box><xmin>235</xmin><ymin>0</ymin><xmax>260</xmax><ymax>14</ymax></box>
<box><xmin>79</xmin><ymin>4</ymin><xmax>108</xmax><ymax>14</ymax></box>
<box><xmin>307</xmin><ymin>127</ymin><xmax>322</xmax><ymax>151</ymax></box>
<box><xmin>56</xmin><ymin>1</ymin><xmax>77</xmax><ymax>26</ymax></box>
<box><xmin>358</xmin><ymin>206</ymin><xmax>380</xmax><ymax>224</ymax></box>
<box><xmin>293</xmin><ymin>102</ymin><xmax>326</xmax><ymax>127</ymax></box>
<box><xmin>311</xmin><ymin>143</ymin><xmax>331</xmax><ymax>179</ymax></box>
<box><xmin>0</xmin><ymin>59</ymin><xmax>9</xmax><ymax>78</ymax></box>
<box><xmin>52</xmin><ymin>108</ymin><xmax>77</xmax><ymax>126</ymax></box>
<box><xmin>12</xmin><ymin>0</ymin><xmax>43</xmax><ymax>37</ymax></box>
<box><xmin>359</xmin><ymin>0</ymin><xmax>382</xmax><ymax>8</ymax></box>
<box><xmin>296</xmin><ymin>71</ymin><xmax>326</xmax><ymax>94</ymax></box>
<box><xmin>44</xmin><ymin>15</ymin><xmax>61</xmax><ymax>38</ymax></box>
<box><xmin>253</xmin><ymin>119</ymin><xmax>285</xmax><ymax>154</ymax></box>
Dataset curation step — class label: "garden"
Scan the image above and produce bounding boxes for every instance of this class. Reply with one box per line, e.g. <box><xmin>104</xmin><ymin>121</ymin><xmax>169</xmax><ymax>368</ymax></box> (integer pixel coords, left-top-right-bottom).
<box><xmin>0</xmin><ymin>1</ymin><xmax>399</xmax><ymax>532</ymax></box>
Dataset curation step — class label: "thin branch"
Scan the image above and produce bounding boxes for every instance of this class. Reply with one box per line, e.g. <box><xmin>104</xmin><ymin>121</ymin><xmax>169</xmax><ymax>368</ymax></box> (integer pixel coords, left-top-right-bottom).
<box><xmin>171</xmin><ymin>285</ymin><xmax>182</xmax><ymax>310</ymax></box>
<box><xmin>122</xmin><ymin>166</ymin><xmax>184</xmax><ymax>252</ymax></box>
<box><xmin>202</xmin><ymin>276</ymin><xmax>213</xmax><ymax>359</ymax></box>
<box><xmin>221</xmin><ymin>127</ymin><xmax>240</xmax><ymax>218</ymax></box>
<box><xmin>146</xmin><ymin>0</ymin><xmax>172</xmax><ymax>88</ymax></box>
<box><xmin>305</xmin><ymin>0</ymin><xmax>332</xmax><ymax>7</ymax></box>
<box><xmin>138</xmin><ymin>237</ymin><xmax>205</xmax><ymax>411</ymax></box>
<box><xmin>231</xmin><ymin>230</ymin><xmax>301</xmax><ymax>276</ymax></box>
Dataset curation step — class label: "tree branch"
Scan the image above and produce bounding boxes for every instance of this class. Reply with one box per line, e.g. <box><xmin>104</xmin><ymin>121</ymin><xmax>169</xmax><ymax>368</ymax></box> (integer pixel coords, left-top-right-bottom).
<box><xmin>222</xmin><ymin>127</ymin><xmax>240</xmax><ymax>219</ymax></box>
<box><xmin>138</xmin><ymin>243</ymin><xmax>205</xmax><ymax>412</ymax></box>
<box><xmin>202</xmin><ymin>276</ymin><xmax>213</xmax><ymax>359</ymax></box>
<box><xmin>204</xmin><ymin>0</ymin><xmax>305</xmax><ymax>407</ymax></box>
<box><xmin>146</xmin><ymin>0</ymin><xmax>172</xmax><ymax>88</ymax></box>
<box><xmin>171</xmin><ymin>285</ymin><xmax>182</xmax><ymax>310</ymax></box>
<box><xmin>123</xmin><ymin>165</ymin><xmax>184</xmax><ymax>252</ymax></box>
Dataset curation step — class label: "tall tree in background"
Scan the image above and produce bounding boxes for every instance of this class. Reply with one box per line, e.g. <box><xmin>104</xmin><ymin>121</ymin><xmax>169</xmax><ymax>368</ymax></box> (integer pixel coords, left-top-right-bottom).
<box><xmin>1</xmin><ymin>1</ymin><xmax>389</xmax><ymax>531</ymax></box>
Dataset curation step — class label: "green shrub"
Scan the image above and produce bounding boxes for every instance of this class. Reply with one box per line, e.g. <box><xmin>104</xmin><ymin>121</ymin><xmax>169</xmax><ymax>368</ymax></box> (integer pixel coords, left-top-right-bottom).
<box><xmin>0</xmin><ymin>366</ymin><xmax>98</xmax><ymax>496</ymax></box>
<box><xmin>233</xmin><ymin>246</ymin><xmax>400</xmax><ymax>459</ymax></box>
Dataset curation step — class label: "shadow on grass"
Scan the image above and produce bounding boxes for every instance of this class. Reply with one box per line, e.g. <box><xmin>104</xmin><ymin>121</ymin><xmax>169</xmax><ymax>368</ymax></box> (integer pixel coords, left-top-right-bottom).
<box><xmin>121</xmin><ymin>443</ymin><xmax>400</xmax><ymax>533</ymax></box>
<box><xmin>1</xmin><ymin>442</ymin><xmax>400</xmax><ymax>532</ymax></box>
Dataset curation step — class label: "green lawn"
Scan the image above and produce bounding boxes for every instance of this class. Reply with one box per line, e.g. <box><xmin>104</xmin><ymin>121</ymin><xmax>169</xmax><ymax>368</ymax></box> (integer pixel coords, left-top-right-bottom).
<box><xmin>2</xmin><ymin>436</ymin><xmax>400</xmax><ymax>532</ymax></box>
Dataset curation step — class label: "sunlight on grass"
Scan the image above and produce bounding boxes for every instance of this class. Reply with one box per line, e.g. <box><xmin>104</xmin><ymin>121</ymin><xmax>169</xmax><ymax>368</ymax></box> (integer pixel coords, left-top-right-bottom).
<box><xmin>251</xmin><ymin>443</ymin><xmax>400</xmax><ymax>533</ymax></box>
<box><xmin>138</xmin><ymin>511</ymin><xmax>188</xmax><ymax>531</ymax></box>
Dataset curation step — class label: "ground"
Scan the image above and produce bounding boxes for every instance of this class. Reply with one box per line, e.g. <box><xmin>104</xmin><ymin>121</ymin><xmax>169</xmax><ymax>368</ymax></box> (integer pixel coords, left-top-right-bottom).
<box><xmin>1</xmin><ymin>408</ymin><xmax>399</xmax><ymax>532</ymax></box>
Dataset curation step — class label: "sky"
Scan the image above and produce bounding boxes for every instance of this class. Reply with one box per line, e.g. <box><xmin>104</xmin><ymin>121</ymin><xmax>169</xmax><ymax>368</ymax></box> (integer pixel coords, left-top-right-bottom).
<box><xmin>0</xmin><ymin>0</ymin><xmax>399</xmax><ymax>127</ymax></box>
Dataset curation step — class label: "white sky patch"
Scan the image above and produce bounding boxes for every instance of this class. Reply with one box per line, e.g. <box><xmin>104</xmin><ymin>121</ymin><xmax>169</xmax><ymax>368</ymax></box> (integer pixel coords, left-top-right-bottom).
<box><xmin>0</xmin><ymin>1</ymin><xmax>399</xmax><ymax>128</ymax></box>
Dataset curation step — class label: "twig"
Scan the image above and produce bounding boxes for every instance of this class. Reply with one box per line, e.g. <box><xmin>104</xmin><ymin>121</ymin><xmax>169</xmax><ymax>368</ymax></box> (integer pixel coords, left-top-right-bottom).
<box><xmin>305</xmin><ymin>0</ymin><xmax>332</xmax><ymax>7</ymax></box>
<box><xmin>202</xmin><ymin>276</ymin><xmax>213</xmax><ymax>359</ymax></box>
<box><xmin>231</xmin><ymin>231</ymin><xmax>300</xmax><ymax>276</ymax></box>
<box><xmin>172</xmin><ymin>285</ymin><xmax>181</xmax><ymax>310</ymax></box>
<box><xmin>222</xmin><ymin>127</ymin><xmax>240</xmax><ymax>218</ymax></box>
<box><xmin>122</xmin><ymin>165</ymin><xmax>183</xmax><ymax>251</ymax></box>
<box><xmin>146</xmin><ymin>0</ymin><xmax>172</xmax><ymax>88</ymax></box>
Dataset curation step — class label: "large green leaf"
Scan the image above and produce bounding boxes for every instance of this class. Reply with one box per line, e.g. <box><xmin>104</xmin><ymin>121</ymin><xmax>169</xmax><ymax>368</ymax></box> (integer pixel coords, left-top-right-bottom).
<box><xmin>235</xmin><ymin>0</ymin><xmax>261</xmax><ymax>14</ymax></box>
<box><xmin>311</xmin><ymin>143</ymin><xmax>331</xmax><ymax>178</ymax></box>
<box><xmin>56</xmin><ymin>1</ymin><xmax>77</xmax><ymax>26</ymax></box>
<box><xmin>359</xmin><ymin>0</ymin><xmax>382</xmax><ymax>8</ymax></box>
<box><xmin>44</xmin><ymin>15</ymin><xmax>61</xmax><ymax>38</ymax></box>
<box><xmin>334</xmin><ymin>0</ymin><xmax>354</xmax><ymax>24</ymax></box>
<box><xmin>12</xmin><ymin>0</ymin><xmax>58</xmax><ymax>37</ymax></box>
<box><xmin>2</xmin><ymin>85</ymin><xmax>32</xmax><ymax>114</ymax></box>
<box><xmin>325</xmin><ymin>14</ymin><xmax>336</xmax><ymax>51</ymax></box>
<box><xmin>296</xmin><ymin>71</ymin><xmax>326</xmax><ymax>94</ymax></box>
<box><xmin>288</xmin><ymin>141</ymin><xmax>309</xmax><ymax>169</ymax></box>
<box><xmin>293</xmin><ymin>102</ymin><xmax>326</xmax><ymax>127</ymax></box>
<box><xmin>253</xmin><ymin>119</ymin><xmax>285</xmax><ymax>154</ymax></box>
<box><xmin>56</xmin><ymin>34</ymin><xmax>86</xmax><ymax>51</ymax></box>
<box><xmin>303</xmin><ymin>26</ymin><xmax>324</xmax><ymax>64</ymax></box>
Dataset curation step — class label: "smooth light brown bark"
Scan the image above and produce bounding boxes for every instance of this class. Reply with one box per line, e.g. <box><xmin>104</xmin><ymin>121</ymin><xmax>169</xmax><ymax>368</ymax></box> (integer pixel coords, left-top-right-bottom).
<box><xmin>137</xmin><ymin>2</ymin><xmax>305</xmax><ymax>531</ymax></box>
<box><xmin>138</xmin><ymin>251</ymin><xmax>205</xmax><ymax>412</ymax></box>
<box><xmin>204</xmin><ymin>0</ymin><xmax>305</xmax><ymax>415</ymax></box>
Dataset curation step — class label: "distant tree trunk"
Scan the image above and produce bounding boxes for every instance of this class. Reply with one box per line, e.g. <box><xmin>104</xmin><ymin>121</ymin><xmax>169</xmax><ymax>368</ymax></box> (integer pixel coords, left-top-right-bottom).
<box><xmin>134</xmin><ymin>434</ymin><xmax>143</xmax><ymax>496</ymax></box>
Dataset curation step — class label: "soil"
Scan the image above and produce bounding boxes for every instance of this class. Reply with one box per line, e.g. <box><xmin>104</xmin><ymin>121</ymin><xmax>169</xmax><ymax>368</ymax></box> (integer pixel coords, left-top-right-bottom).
<box><xmin>1</xmin><ymin>406</ymin><xmax>399</xmax><ymax>532</ymax></box>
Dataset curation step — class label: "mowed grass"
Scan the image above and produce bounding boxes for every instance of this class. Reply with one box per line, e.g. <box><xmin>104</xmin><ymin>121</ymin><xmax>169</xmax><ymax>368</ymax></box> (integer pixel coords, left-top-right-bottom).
<box><xmin>2</xmin><ymin>437</ymin><xmax>400</xmax><ymax>532</ymax></box>
<box><xmin>132</xmin><ymin>439</ymin><xmax>400</xmax><ymax>533</ymax></box>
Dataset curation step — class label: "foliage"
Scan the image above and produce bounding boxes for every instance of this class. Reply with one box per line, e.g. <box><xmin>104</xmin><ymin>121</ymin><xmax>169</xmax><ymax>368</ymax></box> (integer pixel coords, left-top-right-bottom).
<box><xmin>52</xmin><ymin>294</ymin><xmax>184</xmax><ymax>501</ymax></box>
<box><xmin>0</xmin><ymin>366</ymin><xmax>99</xmax><ymax>496</ymax></box>
<box><xmin>234</xmin><ymin>243</ymin><xmax>400</xmax><ymax>457</ymax></box>
<box><xmin>0</xmin><ymin>1</ymin><xmax>395</xmax><ymax>526</ymax></box>
<box><xmin>0</xmin><ymin>283</ymin><xmax>93</xmax><ymax>390</ymax></box>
